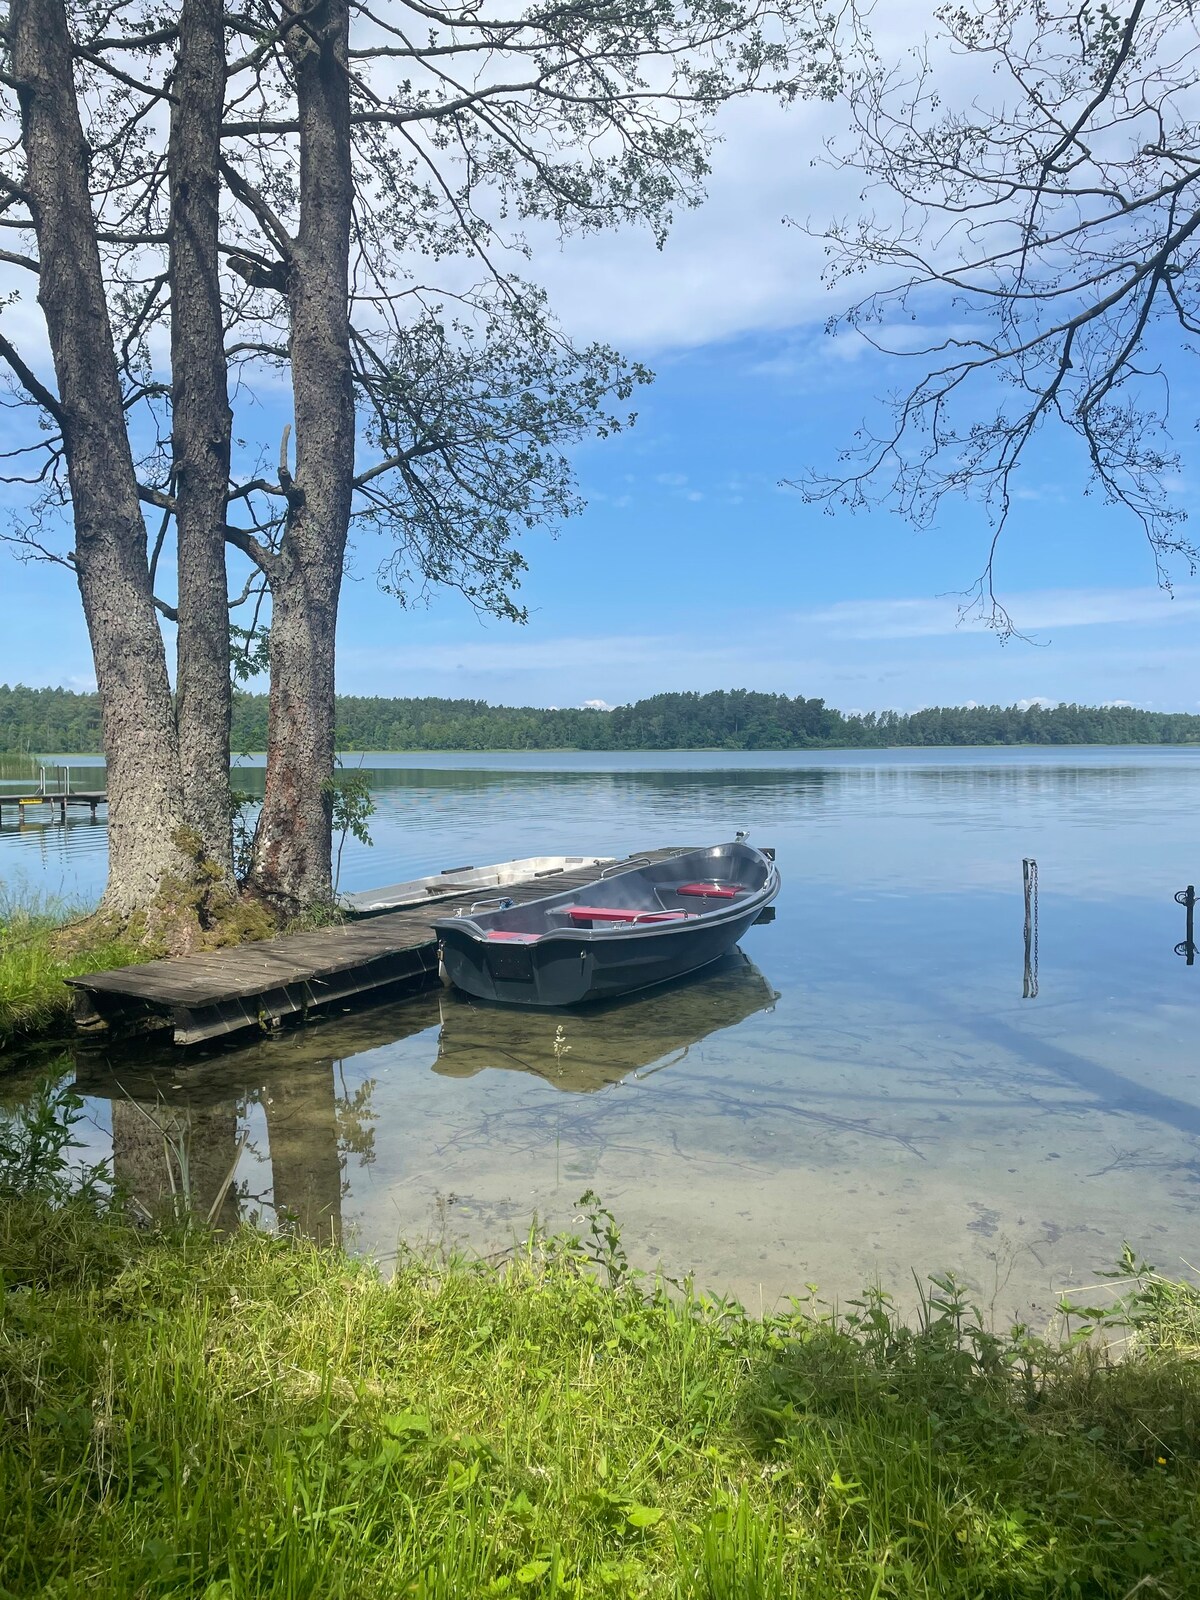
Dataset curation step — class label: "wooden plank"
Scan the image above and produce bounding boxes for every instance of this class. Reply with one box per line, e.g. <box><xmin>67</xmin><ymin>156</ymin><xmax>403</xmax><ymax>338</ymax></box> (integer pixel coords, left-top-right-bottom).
<box><xmin>68</xmin><ymin>846</ymin><xmax>693</xmax><ymax>1042</ymax></box>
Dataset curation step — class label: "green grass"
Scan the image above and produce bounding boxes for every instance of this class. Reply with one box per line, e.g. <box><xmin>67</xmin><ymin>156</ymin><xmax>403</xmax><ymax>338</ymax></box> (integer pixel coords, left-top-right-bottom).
<box><xmin>1</xmin><ymin>1153</ymin><xmax>1198</xmax><ymax>1599</ymax></box>
<box><xmin>0</xmin><ymin>888</ymin><xmax>148</xmax><ymax>1048</ymax></box>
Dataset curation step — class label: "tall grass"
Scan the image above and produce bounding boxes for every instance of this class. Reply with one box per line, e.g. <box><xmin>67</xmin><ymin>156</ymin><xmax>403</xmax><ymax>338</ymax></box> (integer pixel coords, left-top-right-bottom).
<box><xmin>0</xmin><ymin>887</ymin><xmax>147</xmax><ymax>1047</ymax></box>
<box><xmin>0</xmin><ymin>1134</ymin><xmax>1197</xmax><ymax>1599</ymax></box>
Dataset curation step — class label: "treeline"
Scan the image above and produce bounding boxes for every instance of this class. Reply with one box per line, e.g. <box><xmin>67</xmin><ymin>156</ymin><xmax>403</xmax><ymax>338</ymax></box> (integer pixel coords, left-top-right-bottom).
<box><xmin>4</xmin><ymin>683</ymin><xmax>1200</xmax><ymax>753</ymax></box>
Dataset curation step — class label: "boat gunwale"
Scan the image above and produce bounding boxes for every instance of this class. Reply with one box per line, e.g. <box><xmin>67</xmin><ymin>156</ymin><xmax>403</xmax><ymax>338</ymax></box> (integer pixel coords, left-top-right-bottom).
<box><xmin>433</xmin><ymin>843</ymin><xmax>780</xmax><ymax>946</ymax></box>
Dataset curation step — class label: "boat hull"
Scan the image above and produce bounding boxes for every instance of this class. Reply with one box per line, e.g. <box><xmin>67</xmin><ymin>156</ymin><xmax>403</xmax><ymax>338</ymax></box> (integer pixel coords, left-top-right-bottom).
<box><xmin>435</xmin><ymin>842</ymin><xmax>779</xmax><ymax>1007</ymax></box>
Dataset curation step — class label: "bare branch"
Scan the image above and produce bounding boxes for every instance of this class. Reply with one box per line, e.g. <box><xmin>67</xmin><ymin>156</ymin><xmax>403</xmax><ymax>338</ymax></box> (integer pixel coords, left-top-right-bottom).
<box><xmin>0</xmin><ymin>329</ymin><xmax>62</xmax><ymax>422</ymax></box>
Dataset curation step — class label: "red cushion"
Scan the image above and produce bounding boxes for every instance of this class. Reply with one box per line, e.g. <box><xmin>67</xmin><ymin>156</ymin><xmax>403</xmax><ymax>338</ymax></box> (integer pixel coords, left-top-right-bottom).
<box><xmin>676</xmin><ymin>882</ymin><xmax>745</xmax><ymax>900</ymax></box>
<box><xmin>565</xmin><ymin>906</ymin><xmax>689</xmax><ymax>925</ymax></box>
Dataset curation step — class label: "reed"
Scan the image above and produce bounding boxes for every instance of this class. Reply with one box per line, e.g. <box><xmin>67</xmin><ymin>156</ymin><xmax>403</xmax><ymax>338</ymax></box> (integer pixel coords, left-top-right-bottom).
<box><xmin>0</xmin><ymin>1146</ymin><xmax>1197</xmax><ymax>1598</ymax></box>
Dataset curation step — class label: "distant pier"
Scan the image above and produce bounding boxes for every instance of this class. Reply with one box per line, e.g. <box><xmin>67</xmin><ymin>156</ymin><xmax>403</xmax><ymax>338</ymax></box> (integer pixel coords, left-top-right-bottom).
<box><xmin>0</xmin><ymin>789</ymin><xmax>107</xmax><ymax>821</ymax></box>
<box><xmin>0</xmin><ymin>762</ymin><xmax>107</xmax><ymax>823</ymax></box>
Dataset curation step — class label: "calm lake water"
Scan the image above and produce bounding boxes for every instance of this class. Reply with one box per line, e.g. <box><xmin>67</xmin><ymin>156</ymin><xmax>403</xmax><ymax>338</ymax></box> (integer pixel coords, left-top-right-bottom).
<box><xmin>2</xmin><ymin>747</ymin><xmax>1198</xmax><ymax>1319</ymax></box>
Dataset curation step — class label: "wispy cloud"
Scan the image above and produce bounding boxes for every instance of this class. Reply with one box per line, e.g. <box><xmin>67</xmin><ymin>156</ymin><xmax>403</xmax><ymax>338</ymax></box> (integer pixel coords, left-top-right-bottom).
<box><xmin>799</xmin><ymin>586</ymin><xmax>1200</xmax><ymax>641</ymax></box>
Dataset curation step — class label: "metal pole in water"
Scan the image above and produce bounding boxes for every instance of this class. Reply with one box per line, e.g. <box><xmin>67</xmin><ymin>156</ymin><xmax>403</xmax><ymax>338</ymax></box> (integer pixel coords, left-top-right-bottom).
<box><xmin>1176</xmin><ymin>886</ymin><xmax>1196</xmax><ymax>967</ymax></box>
<box><xmin>1022</xmin><ymin>858</ymin><xmax>1039</xmax><ymax>999</ymax></box>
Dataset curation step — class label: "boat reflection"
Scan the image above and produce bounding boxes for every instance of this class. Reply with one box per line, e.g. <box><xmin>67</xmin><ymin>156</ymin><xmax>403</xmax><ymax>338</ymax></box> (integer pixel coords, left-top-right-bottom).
<box><xmin>433</xmin><ymin>950</ymin><xmax>778</xmax><ymax>1093</ymax></box>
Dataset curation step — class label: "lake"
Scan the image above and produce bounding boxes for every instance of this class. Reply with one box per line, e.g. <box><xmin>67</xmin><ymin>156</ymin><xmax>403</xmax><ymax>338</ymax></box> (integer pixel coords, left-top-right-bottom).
<box><xmin>2</xmin><ymin>746</ymin><xmax>1198</xmax><ymax>1320</ymax></box>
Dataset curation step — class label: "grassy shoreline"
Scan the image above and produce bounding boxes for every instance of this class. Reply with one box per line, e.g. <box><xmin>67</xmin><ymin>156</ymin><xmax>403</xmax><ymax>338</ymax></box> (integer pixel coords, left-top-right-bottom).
<box><xmin>0</xmin><ymin>891</ymin><xmax>152</xmax><ymax>1050</ymax></box>
<box><xmin>1</xmin><ymin>1181</ymin><xmax>1198</xmax><ymax>1598</ymax></box>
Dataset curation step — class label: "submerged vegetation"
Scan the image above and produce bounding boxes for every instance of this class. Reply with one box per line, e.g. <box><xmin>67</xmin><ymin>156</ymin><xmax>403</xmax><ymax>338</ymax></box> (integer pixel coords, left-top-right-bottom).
<box><xmin>0</xmin><ymin>1093</ymin><xmax>1198</xmax><ymax>1598</ymax></box>
<box><xmin>4</xmin><ymin>684</ymin><xmax>1200</xmax><ymax>755</ymax></box>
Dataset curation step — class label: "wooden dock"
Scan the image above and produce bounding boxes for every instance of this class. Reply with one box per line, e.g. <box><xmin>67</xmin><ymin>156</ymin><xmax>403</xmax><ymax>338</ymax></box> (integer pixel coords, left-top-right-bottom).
<box><xmin>68</xmin><ymin>847</ymin><xmax>690</xmax><ymax>1047</ymax></box>
<box><xmin>0</xmin><ymin>790</ymin><xmax>106</xmax><ymax>821</ymax></box>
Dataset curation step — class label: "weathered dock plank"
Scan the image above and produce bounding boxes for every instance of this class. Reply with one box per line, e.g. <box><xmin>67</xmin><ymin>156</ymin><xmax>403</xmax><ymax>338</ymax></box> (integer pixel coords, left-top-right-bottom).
<box><xmin>69</xmin><ymin>847</ymin><xmax>691</xmax><ymax>1046</ymax></box>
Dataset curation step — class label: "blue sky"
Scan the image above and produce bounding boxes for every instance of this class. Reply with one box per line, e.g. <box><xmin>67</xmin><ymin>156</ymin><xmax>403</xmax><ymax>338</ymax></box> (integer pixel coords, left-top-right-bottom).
<box><xmin>4</xmin><ymin>44</ymin><xmax>1200</xmax><ymax>714</ymax></box>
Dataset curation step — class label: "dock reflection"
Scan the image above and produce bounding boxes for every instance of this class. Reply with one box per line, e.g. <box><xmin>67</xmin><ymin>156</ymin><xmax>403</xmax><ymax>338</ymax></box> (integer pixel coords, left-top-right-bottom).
<box><xmin>434</xmin><ymin>952</ymin><xmax>779</xmax><ymax>1093</ymax></box>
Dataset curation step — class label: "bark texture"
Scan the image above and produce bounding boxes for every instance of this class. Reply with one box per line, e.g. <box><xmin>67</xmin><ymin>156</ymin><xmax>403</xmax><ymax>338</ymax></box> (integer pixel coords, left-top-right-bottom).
<box><xmin>248</xmin><ymin>0</ymin><xmax>354</xmax><ymax>913</ymax></box>
<box><xmin>11</xmin><ymin>0</ymin><xmax>186</xmax><ymax>915</ymax></box>
<box><xmin>170</xmin><ymin>0</ymin><xmax>235</xmax><ymax>876</ymax></box>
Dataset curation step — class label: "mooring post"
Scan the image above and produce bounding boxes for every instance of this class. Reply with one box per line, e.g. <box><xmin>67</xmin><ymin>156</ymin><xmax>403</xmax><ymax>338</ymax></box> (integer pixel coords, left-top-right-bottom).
<box><xmin>1175</xmin><ymin>886</ymin><xmax>1196</xmax><ymax>966</ymax></box>
<box><xmin>1022</xmin><ymin>857</ymin><xmax>1039</xmax><ymax>999</ymax></box>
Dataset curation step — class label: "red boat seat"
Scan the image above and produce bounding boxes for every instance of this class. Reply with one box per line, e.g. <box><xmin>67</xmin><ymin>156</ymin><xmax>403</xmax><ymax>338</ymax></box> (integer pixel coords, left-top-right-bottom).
<box><xmin>564</xmin><ymin>906</ymin><xmax>690</xmax><ymax>925</ymax></box>
<box><xmin>676</xmin><ymin>882</ymin><xmax>747</xmax><ymax>900</ymax></box>
<box><xmin>485</xmin><ymin>931</ymin><xmax>540</xmax><ymax>943</ymax></box>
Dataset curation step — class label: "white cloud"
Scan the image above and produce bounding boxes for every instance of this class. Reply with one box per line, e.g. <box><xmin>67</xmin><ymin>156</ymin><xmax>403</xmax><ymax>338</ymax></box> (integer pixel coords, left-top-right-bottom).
<box><xmin>521</xmin><ymin>3</ymin><xmax>981</xmax><ymax>353</ymax></box>
<box><xmin>335</xmin><ymin>577</ymin><xmax>1200</xmax><ymax>710</ymax></box>
<box><xmin>581</xmin><ymin>698</ymin><xmax>614</xmax><ymax>711</ymax></box>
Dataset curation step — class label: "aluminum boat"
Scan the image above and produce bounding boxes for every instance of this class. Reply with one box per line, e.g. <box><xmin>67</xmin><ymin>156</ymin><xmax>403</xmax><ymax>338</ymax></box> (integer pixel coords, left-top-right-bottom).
<box><xmin>434</xmin><ymin>840</ymin><xmax>779</xmax><ymax>1007</ymax></box>
<box><xmin>339</xmin><ymin>854</ymin><xmax>613</xmax><ymax>916</ymax></box>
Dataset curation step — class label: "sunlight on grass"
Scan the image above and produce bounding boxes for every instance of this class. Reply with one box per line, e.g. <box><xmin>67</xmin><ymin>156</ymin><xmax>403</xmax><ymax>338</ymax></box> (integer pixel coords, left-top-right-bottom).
<box><xmin>0</xmin><ymin>1145</ymin><xmax>1197</xmax><ymax>1598</ymax></box>
<box><xmin>0</xmin><ymin>887</ymin><xmax>146</xmax><ymax>1047</ymax></box>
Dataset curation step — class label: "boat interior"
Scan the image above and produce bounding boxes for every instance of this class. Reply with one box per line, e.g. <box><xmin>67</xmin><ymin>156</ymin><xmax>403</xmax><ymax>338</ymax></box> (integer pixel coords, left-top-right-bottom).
<box><xmin>440</xmin><ymin>844</ymin><xmax>774</xmax><ymax>943</ymax></box>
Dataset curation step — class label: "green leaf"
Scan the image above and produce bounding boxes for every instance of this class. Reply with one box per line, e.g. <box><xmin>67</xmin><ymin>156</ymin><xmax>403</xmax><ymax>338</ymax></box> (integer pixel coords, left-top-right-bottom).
<box><xmin>625</xmin><ymin>1504</ymin><xmax>663</xmax><ymax>1529</ymax></box>
<box><xmin>514</xmin><ymin>1559</ymin><xmax>550</xmax><ymax>1584</ymax></box>
<box><xmin>449</xmin><ymin>1458</ymin><xmax>483</xmax><ymax>1492</ymax></box>
<box><xmin>382</xmin><ymin>1410</ymin><xmax>431</xmax><ymax>1436</ymax></box>
<box><xmin>508</xmin><ymin>1490</ymin><xmax>536</xmax><ymax>1524</ymax></box>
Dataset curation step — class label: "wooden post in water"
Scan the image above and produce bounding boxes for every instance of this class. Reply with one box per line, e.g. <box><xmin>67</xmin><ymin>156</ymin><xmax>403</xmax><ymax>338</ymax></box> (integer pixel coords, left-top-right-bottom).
<box><xmin>1022</xmin><ymin>858</ymin><xmax>1039</xmax><ymax>999</ymax></box>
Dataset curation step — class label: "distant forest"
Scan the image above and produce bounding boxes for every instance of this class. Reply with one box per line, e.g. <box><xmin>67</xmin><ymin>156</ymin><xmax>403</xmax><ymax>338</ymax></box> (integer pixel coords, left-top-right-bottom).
<box><xmin>3</xmin><ymin>684</ymin><xmax>1199</xmax><ymax>754</ymax></box>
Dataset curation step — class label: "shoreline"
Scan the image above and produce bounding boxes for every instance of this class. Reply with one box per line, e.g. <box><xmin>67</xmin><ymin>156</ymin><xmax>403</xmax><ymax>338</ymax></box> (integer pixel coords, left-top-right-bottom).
<box><xmin>7</xmin><ymin>738</ymin><xmax>1200</xmax><ymax>767</ymax></box>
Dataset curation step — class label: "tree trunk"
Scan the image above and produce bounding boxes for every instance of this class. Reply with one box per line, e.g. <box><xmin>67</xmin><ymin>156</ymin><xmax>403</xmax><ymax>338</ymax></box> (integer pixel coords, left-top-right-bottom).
<box><xmin>248</xmin><ymin>0</ymin><xmax>354</xmax><ymax>915</ymax></box>
<box><xmin>170</xmin><ymin>0</ymin><xmax>234</xmax><ymax>877</ymax></box>
<box><xmin>250</xmin><ymin>565</ymin><xmax>339</xmax><ymax>910</ymax></box>
<box><xmin>11</xmin><ymin>0</ymin><xmax>186</xmax><ymax>917</ymax></box>
<box><xmin>263</xmin><ymin>1062</ymin><xmax>343</xmax><ymax>1246</ymax></box>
